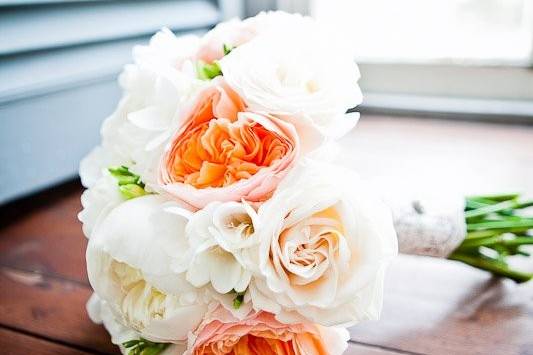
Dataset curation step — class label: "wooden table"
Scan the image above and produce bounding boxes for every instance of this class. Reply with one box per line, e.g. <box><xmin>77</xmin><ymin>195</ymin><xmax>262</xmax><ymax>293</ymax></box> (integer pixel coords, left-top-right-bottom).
<box><xmin>1</xmin><ymin>115</ymin><xmax>532</xmax><ymax>355</ymax></box>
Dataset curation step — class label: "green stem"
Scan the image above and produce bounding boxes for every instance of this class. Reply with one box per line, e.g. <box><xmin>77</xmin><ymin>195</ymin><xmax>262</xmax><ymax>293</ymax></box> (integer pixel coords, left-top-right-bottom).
<box><xmin>467</xmin><ymin>219</ymin><xmax>533</xmax><ymax>232</ymax></box>
<box><xmin>466</xmin><ymin>193</ymin><xmax>519</xmax><ymax>202</ymax></box>
<box><xmin>465</xmin><ymin>200</ymin><xmax>519</xmax><ymax>219</ymax></box>
<box><xmin>449</xmin><ymin>253</ymin><xmax>533</xmax><ymax>283</ymax></box>
<box><xmin>457</xmin><ymin>235</ymin><xmax>504</xmax><ymax>249</ymax></box>
<box><xmin>466</xmin><ymin>230</ymin><xmax>502</xmax><ymax>239</ymax></box>
<box><xmin>500</xmin><ymin>237</ymin><xmax>533</xmax><ymax>247</ymax></box>
<box><xmin>449</xmin><ymin>193</ymin><xmax>533</xmax><ymax>283</ymax></box>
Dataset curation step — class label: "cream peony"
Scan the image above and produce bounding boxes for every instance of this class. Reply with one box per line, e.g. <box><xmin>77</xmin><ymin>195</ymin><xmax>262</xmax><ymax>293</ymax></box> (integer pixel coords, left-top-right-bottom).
<box><xmin>172</xmin><ymin>201</ymin><xmax>259</xmax><ymax>294</ymax></box>
<box><xmin>87</xmin><ymin>293</ymin><xmax>139</xmax><ymax>347</ymax></box>
<box><xmin>86</xmin><ymin>195</ymin><xmax>208</xmax><ymax>343</ymax></box>
<box><xmin>78</xmin><ymin>172</ymin><xmax>124</xmax><ymax>239</ymax></box>
<box><xmin>249</xmin><ymin>160</ymin><xmax>398</xmax><ymax>326</ymax></box>
<box><xmin>87</xmin><ymin>293</ymin><xmax>186</xmax><ymax>355</ymax></box>
<box><xmin>219</xmin><ymin>24</ymin><xmax>362</xmax><ymax>139</ymax></box>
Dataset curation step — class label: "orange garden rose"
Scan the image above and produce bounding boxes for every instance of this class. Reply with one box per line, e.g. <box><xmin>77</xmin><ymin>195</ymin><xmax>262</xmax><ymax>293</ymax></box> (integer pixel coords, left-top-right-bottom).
<box><xmin>159</xmin><ymin>78</ymin><xmax>305</xmax><ymax>208</ymax></box>
<box><xmin>188</xmin><ymin>308</ymin><xmax>349</xmax><ymax>355</ymax></box>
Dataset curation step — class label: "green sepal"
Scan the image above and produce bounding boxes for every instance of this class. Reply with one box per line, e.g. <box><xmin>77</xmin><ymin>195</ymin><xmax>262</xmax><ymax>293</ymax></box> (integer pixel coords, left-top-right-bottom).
<box><xmin>231</xmin><ymin>289</ymin><xmax>246</xmax><ymax>309</ymax></box>
<box><xmin>223</xmin><ymin>43</ymin><xmax>234</xmax><ymax>55</ymax></box>
<box><xmin>196</xmin><ymin>43</ymin><xmax>234</xmax><ymax>81</ymax></box>
<box><xmin>108</xmin><ymin>166</ymin><xmax>147</xmax><ymax>199</ymax></box>
<box><xmin>196</xmin><ymin>60</ymin><xmax>222</xmax><ymax>80</ymax></box>
<box><xmin>119</xmin><ymin>184</ymin><xmax>147</xmax><ymax>200</ymax></box>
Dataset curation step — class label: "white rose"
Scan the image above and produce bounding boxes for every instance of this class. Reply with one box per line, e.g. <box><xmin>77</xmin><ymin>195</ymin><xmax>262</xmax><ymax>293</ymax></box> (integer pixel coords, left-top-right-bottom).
<box><xmin>249</xmin><ymin>160</ymin><xmax>397</xmax><ymax>326</ymax></box>
<box><xmin>87</xmin><ymin>194</ymin><xmax>208</xmax><ymax>343</ymax></box>
<box><xmin>219</xmin><ymin>24</ymin><xmax>362</xmax><ymax>139</ymax></box>
<box><xmin>132</xmin><ymin>28</ymin><xmax>200</xmax><ymax>70</ymax></box>
<box><xmin>85</xmin><ymin>29</ymin><xmax>206</xmax><ymax>188</ymax></box>
<box><xmin>173</xmin><ymin>201</ymin><xmax>260</xmax><ymax>294</ymax></box>
<box><xmin>196</xmin><ymin>11</ymin><xmax>312</xmax><ymax>63</ymax></box>
<box><xmin>243</xmin><ymin>11</ymin><xmax>315</xmax><ymax>33</ymax></box>
<box><xmin>78</xmin><ymin>172</ymin><xmax>124</xmax><ymax>239</ymax></box>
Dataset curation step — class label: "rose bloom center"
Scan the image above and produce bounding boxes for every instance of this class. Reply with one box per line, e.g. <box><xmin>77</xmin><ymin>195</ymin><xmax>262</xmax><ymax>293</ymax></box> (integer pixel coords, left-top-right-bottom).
<box><xmin>167</xmin><ymin>118</ymin><xmax>291</xmax><ymax>189</ymax></box>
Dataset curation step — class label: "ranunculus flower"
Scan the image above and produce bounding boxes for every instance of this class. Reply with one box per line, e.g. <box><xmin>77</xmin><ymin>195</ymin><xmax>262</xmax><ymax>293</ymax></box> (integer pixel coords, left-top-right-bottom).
<box><xmin>187</xmin><ymin>307</ymin><xmax>349</xmax><ymax>355</ymax></box>
<box><xmin>158</xmin><ymin>77</ymin><xmax>320</xmax><ymax>208</ymax></box>
<box><xmin>249</xmin><ymin>160</ymin><xmax>398</xmax><ymax>326</ymax></box>
<box><xmin>219</xmin><ymin>25</ymin><xmax>362</xmax><ymax>139</ymax></box>
<box><xmin>173</xmin><ymin>201</ymin><xmax>259</xmax><ymax>294</ymax></box>
<box><xmin>86</xmin><ymin>195</ymin><xmax>208</xmax><ymax>343</ymax></box>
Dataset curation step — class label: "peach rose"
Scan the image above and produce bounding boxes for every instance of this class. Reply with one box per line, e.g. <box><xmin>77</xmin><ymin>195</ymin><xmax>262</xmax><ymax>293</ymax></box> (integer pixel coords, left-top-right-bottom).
<box><xmin>188</xmin><ymin>308</ymin><xmax>349</xmax><ymax>355</ymax></box>
<box><xmin>249</xmin><ymin>161</ymin><xmax>398</xmax><ymax>326</ymax></box>
<box><xmin>158</xmin><ymin>78</ymin><xmax>316</xmax><ymax>208</ymax></box>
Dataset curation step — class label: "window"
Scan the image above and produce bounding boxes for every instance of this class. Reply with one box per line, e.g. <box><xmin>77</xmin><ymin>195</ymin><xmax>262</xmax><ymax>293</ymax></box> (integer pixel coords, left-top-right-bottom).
<box><xmin>277</xmin><ymin>0</ymin><xmax>533</xmax><ymax>121</ymax></box>
<box><xmin>311</xmin><ymin>0</ymin><xmax>533</xmax><ymax>66</ymax></box>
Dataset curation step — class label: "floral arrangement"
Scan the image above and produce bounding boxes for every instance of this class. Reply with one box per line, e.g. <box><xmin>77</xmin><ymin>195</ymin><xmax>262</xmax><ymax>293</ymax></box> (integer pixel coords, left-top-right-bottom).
<box><xmin>79</xmin><ymin>11</ymin><xmax>532</xmax><ymax>355</ymax></box>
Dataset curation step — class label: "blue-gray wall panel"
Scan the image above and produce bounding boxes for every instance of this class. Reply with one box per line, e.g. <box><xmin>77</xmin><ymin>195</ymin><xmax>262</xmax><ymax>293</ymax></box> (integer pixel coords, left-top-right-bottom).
<box><xmin>0</xmin><ymin>80</ymin><xmax>120</xmax><ymax>203</ymax></box>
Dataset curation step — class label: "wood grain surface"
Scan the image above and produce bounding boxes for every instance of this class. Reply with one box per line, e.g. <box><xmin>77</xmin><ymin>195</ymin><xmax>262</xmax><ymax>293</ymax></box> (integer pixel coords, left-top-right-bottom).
<box><xmin>1</xmin><ymin>115</ymin><xmax>532</xmax><ymax>355</ymax></box>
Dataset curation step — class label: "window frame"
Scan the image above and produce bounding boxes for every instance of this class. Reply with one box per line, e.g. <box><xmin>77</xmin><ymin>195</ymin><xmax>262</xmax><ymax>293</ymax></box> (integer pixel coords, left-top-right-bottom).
<box><xmin>276</xmin><ymin>0</ymin><xmax>533</xmax><ymax>121</ymax></box>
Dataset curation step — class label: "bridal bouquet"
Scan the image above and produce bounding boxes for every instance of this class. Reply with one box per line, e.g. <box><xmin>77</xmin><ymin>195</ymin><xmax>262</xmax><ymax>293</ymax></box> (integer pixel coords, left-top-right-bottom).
<box><xmin>79</xmin><ymin>11</ymin><xmax>532</xmax><ymax>355</ymax></box>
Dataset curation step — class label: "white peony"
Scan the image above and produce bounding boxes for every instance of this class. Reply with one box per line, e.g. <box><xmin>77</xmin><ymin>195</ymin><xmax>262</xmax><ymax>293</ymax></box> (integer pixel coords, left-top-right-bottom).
<box><xmin>249</xmin><ymin>160</ymin><xmax>398</xmax><ymax>326</ymax></box>
<box><xmin>86</xmin><ymin>195</ymin><xmax>208</xmax><ymax>343</ymax></box>
<box><xmin>78</xmin><ymin>172</ymin><xmax>124</xmax><ymax>239</ymax></box>
<box><xmin>79</xmin><ymin>146</ymin><xmax>124</xmax><ymax>189</ymax></box>
<box><xmin>87</xmin><ymin>293</ymin><xmax>186</xmax><ymax>355</ymax></box>
<box><xmin>219</xmin><ymin>23</ymin><xmax>362</xmax><ymax>139</ymax></box>
<box><xmin>173</xmin><ymin>201</ymin><xmax>259</xmax><ymax>294</ymax></box>
<box><xmin>86</xmin><ymin>293</ymin><xmax>138</xmax><ymax>346</ymax></box>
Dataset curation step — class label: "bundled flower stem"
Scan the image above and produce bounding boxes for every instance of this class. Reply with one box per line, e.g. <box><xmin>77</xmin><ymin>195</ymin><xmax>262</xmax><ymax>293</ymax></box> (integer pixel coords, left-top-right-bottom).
<box><xmin>449</xmin><ymin>194</ymin><xmax>533</xmax><ymax>283</ymax></box>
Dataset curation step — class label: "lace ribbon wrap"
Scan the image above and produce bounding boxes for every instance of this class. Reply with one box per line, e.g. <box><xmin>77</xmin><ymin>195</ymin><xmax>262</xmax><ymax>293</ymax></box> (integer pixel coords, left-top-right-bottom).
<box><xmin>389</xmin><ymin>196</ymin><xmax>467</xmax><ymax>258</ymax></box>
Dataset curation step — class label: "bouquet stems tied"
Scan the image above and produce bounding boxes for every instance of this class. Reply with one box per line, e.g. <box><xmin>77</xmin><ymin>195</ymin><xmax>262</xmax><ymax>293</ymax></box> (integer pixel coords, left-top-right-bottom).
<box><xmin>449</xmin><ymin>194</ymin><xmax>533</xmax><ymax>283</ymax></box>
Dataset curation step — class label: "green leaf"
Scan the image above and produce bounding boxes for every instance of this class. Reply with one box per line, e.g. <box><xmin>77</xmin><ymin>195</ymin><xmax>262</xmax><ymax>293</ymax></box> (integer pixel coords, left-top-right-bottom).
<box><xmin>223</xmin><ymin>43</ymin><xmax>234</xmax><ymax>55</ymax></box>
<box><xmin>196</xmin><ymin>44</ymin><xmax>233</xmax><ymax>81</ymax></box>
<box><xmin>119</xmin><ymin>184</ymin><xmax>147</xmax><ymax>200</ymax></box>
<box><xmin>108</xmin><ymin>166</ymin><xmax>147</xmax><ymax>199</ymax></box>
<box><xmin>230</xmin><ymin>289</ymin><xmax>246</xmax><ymax>309</ymax></box>
<box><xmin>197</xmin><ymin>60</ymin><xmax>222</xmax><ymax>80</ymax></box>
<box><xmin>123</xmin><ymin>340</ymin><xmax>141</xmax><ymax>348</ymax></box>
<box><xmin>233</xmin><ymin>294</ymin><xmax>244</xmax><ymax>309</ymax></box>
<box><xmin>122</xmin><ymin>339</ymin><xmax>169</xmax><ymax>355</ymax></box>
